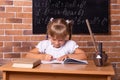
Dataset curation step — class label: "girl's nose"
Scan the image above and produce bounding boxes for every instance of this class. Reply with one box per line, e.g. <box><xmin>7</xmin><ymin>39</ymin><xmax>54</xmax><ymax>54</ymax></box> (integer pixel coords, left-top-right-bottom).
<box><xmin>55</xmin><ymin>40</ymin><xmax>59</xmax><ymax>44</ymax></box>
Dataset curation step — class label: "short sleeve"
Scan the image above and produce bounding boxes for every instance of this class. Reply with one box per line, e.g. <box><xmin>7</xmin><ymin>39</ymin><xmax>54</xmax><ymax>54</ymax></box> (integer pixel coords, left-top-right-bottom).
<box><xmin>36</xmin><ymin>40</ymin><xmax>49</xmax><ymax>53</ymax></box>
<box><xmin>66</xmin><ymin>40</ymin><xmax>79</xmax><ymax>54</ymax></box>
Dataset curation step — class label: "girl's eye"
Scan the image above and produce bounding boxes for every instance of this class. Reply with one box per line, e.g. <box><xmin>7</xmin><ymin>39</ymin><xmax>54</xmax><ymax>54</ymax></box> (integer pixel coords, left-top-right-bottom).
<box><xmin>59</xmin><ymin>40</ymin><xmax>64</xmax><ymax>42</ymax></box>
<box><xmin>52</xmin><ymin>39</ymin><xmax>56</xmax><ymax>41</ymax></box>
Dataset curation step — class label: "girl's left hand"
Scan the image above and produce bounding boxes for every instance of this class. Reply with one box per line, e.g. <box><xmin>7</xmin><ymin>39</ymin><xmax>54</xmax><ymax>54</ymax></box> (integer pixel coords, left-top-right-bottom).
<box><xmin>57</xmin><ymin>55</ymin><xmax>68</xmax><ymax>61</ymax></box>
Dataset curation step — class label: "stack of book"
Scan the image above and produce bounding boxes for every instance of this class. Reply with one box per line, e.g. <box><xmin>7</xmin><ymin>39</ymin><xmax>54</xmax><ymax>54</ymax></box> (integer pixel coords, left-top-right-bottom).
<box><xmin>12</xmin><ymin>58</ymin><xmax>41</xmax><ymax>68</ymax></box>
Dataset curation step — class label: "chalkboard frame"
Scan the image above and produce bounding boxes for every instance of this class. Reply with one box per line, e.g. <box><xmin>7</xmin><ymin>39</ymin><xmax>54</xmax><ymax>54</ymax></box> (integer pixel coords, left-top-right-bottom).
<box><xmin>32</xmin><ymin>0</ymin><xmax>110</xmax><ymax>34</ymax></box>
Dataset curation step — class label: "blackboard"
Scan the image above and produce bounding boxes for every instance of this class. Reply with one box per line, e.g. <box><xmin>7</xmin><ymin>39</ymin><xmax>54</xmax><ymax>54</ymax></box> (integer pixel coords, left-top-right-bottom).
<box><xmin>32</xmin><ymin>0</ymin><xmax>110</xmax><ymax>34</ymax></box>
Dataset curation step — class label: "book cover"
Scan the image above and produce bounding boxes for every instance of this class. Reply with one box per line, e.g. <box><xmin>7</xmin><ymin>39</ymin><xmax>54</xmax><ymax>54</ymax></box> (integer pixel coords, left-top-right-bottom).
<box><xmin>64</xmin><ymin>58</ymin><xmax>88</xmax><ymax>64</ymax></box>
<box><xmin>12</xmin><ymin>58</ymin><xmax>41</xmax><ymax>68</ymax></box>
<box><xmin>41</xmin><ymin>58</ymin><xmax>88</xmax><ymax>64</ymax></box>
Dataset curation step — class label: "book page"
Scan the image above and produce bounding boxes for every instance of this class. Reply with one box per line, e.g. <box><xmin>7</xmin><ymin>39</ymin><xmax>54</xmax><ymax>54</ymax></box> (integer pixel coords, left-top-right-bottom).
<box><xmin>41</xmin><ymin>60</ymin><xmax>63</xmax><ymax>64</ymax></box>
<box><xmin>41</xmin><ymin>58</ymin><xmax>88</xmax><ymax>64</ymax></box>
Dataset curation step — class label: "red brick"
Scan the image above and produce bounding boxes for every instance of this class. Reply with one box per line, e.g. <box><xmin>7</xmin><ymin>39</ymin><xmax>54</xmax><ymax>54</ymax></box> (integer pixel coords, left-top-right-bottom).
<box><xmin>111</xmin><ymin>31</ymin><xmax>120</xmax><ymax>35</ymax></box>
<box><xmin>4</xmin><ymin>42</ymin><xmax>21</xmax><ymax>47</ymax></box>
<box><xmin>0</xmin><ymin>53</ymin><xmax>3</xmax><ymax>58</ymax></box>
<box><xmin>4</xmin><ymin>53</ymin><xmax>20</xmax><ymax>58</ymax></box>
<box><xmin>111</xmin><ymin>0</ymin><xmax>117</xmax><ymax>3</ymax></box>
<box><xmin>102</xmin><ymin>48</ymin><xmax>109</xmax><ymax>53</ymax></box>
<box><xmin>0</xmin><ymin>13</ymin><xmax>15</xmax><ymax>18</ymax></box>
<box><xmin>111</xmin><ymin>5</ymin><xmax>120</xmax><ymax>9</ymax></box>
<box><xmin>23</xmin><ymin>7</ymin><xmax>32</xmax><ymax>12</ymax></box>
<box><xmin>14</xmin><ymin>47</ymin><xmax>30</xmax><ymax>52</ymax></box>
<box><xmin>0</xmin><ymin>7</ymin><xmax>5</xmax><ymax>11</ymax></box>
<box><xmin>6</xmin><ymin>7</ymin><xmax>22</xmax><ymax>12</ymax></box>
<box><xmin>116</xmin><ymin>75</ymin><xmax>120</xmax><ymax>80</ymax></box>
<box><xmin>103</xmin><ymin>42</ymin><xmax>120</xmax><ymax>47</ymax></box>
<box><xmin>111</xmin><ymin>20</ymin><xmax>120</xmax><ymax>25</ymax></box>
<box><xmin>5</xmin><ymin>30</ymin><xmax>23</xmax><ymax>35</ymax></box>
<box><xmin>71</xmin><ymin>36</ymin><xmax>83</xmax><ymax>41</ymax></box>
<box><xmin>0</xmin><ymin>47</ymin><xmax>12</xmax><ymax>52</ymax></box>
<box><xmin>111</xmin><ymin>10</ymin><xmax>120</xmax><ymax>14</ymax></box>
<box><xmin>31</xmin><ymin>35</ymin><xmax>46</xmax><ymax>41</ymax></box>
<box><xmin>0</xmin><ymin>36</ymin><xmax>12</xmax><ymax>41</ymax></box>
<box><xmin>111</xmin><ymin>15</ymin><xmax>120</xmax><ymax>20</ymax></box>
<box><xmin>0</xmin><ymin>42</ymin><xmax>3</xmax><ymax>47</ymax></box>
<box><xmin>111</xmin><ymin>37</ymin><xmax>120</xmax><ymax>41</ymax></box>
<box><xmin>116</xmin><ymin>68</ymin><xmax>120</xmax><ymax>74</ymax></box>
<box><xmin>22</xmin><ymin>19</ymin><xmax>32</xmax><ymax>23</ymax></box>
<box><xmin>22</xmin><ymin>42</ymin><xmax>36</xmax><ymax>47</ymax></box>
<box><xmin>0</xmin><ymin>24</ymin><xmax>12</xmax><ymax>29</ymax></box>
<box><xmin>109</xmin><ymin>58</ymin><xmax>120</xmax><ymax>62</ymax></box>
<box><xmin>23</xmin><ymin>30</ymin><xmax>32</xmax><ymax>35</ymax></box>
<box><xmin>87</xmin><ymin>41</ymin><xmax>98</xmax><ymax>46</ymax></box>
<box><xmin>14</xmin><ymin>1</ymin><xmax>32</xmax><ymax>6</ymax></box>
<box><xmin>111</xmin><ymin>25</ymin><xmax>120</xmax><ymax>30</ymax></box>
<box><xmin>117</xmin><ymin>63</ymin><xmax>120</xmax><ymax>67</ymax></box>
<box><xmin>0</xmin><ymin>30</ymin><xmax>4</xmax><ymax>35</ymax></box>
<box><xmin>117</xmin><ymin>0</ymin><xmax>120</xmax><ymax>4</ymax></box>
<box><xmin>14</xmin><ymin>24</ymin><xmax>31</xmax><ymax>29</ymax></box>
<box><xmin>14</xmin><ymin>36</ymin><xmax>31</xmax><ymax>41</ymax></box>
<box><xmin>111</xmin><ymin>47</ymin><xmax>120</xmax><ymax>52</ymax></box>
<box><xmin>0</xmin><ymin>1</ymin><xmax>13</xmax><ymax>5</ymax></box>
<box><xmin>6</xmin><ymin>18</ymin><xmax>22</xmax><ymax>23</ymax></box>
<box><xmin>77</xmin><ymin>42</ymin><xmax>87</xmax><ymax>47</ymax></box>
<box><xmin>0</xmin><ymin>18</ymin><xmax>5</xmax><ymax>23</ymax></box>
<box><xmin>107</xmin><ymin>52</ymin><xmax>120</xmax><ymax>58</ymax></box>
<box><xmin>76</xmin><ymin>36</ymin><xmax>91</xmax><ymax>41</ymax></box>
<box><xmin>16</xmin><ymin>13</ymin><xmax>32</xmax><ymax>18</ymax></box>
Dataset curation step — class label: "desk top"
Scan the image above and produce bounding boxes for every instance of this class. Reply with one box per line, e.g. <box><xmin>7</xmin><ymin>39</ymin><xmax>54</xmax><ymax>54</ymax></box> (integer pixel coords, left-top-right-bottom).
<box><xmin>0</xmin><ymin>60</ymin><xmax>115</xmax><ymax>76</ymax></box>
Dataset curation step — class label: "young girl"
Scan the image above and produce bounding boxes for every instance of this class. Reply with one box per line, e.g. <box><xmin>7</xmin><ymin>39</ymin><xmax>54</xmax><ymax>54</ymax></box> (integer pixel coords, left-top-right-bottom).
<box><xmin>26</xmin><ymin>18</ymin><xmax>87</xmax><ymax>61</ymax></box>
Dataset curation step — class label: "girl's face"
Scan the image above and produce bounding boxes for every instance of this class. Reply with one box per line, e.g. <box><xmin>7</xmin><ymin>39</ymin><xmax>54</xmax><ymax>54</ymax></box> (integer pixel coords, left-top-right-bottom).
<box><xmin>49</xmin><ymin>36</ymin><xmax>67</xmax><ymax>48</ymax></box>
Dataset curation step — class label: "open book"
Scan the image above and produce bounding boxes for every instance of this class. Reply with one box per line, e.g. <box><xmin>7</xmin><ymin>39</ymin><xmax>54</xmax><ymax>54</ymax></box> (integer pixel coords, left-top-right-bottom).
<box><xmin>12</xmin><ymin>58</ymin><xmax>41</xmax><ymax>68</ymax></box>
<box><xmin>41</xmin><ymin>58</ymin><xmax>88</xmax><ymax>64</ymax></box>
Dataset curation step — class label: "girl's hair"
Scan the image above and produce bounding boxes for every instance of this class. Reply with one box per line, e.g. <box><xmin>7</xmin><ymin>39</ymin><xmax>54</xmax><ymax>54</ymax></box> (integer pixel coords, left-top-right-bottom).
<box><xmin>46</xmin><ymin>18</ymin><xmax>73</xmax><ymax>40</ymax></box>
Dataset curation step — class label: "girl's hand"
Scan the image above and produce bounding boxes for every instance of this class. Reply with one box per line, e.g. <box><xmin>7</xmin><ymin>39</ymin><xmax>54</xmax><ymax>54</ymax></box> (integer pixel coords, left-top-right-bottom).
<box><xmin>44</xmin><ymin>54</ymin><xmax>53</xmax><ymax>61</ymax></box>
<box><xmin>57</xmin><ymin>55</ymin><xmax>68</xmax><ymax>61</ymax></box>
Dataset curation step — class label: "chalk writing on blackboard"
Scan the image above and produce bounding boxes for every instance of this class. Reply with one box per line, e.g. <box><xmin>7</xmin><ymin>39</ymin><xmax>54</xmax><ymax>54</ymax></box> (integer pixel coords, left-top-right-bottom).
<box><xmin>33</xmin><ymin>0</ymin><xmax>110</xmax><ymax>34</ymax></box>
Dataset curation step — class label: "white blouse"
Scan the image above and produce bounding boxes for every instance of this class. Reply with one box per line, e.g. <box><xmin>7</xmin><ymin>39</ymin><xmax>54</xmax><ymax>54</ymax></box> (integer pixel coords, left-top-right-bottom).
<box><xmin>36</xmin><ymin>40</ymin><xmax>79</xmax><ymax>58</ymax></box>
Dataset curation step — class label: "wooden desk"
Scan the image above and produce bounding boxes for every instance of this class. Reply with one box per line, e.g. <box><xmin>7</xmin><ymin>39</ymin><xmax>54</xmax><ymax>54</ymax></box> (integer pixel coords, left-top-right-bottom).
<box><xmin>0</xmin><ymin>60</ymin><xmax>115</xmax><ymax>80</ymax></box>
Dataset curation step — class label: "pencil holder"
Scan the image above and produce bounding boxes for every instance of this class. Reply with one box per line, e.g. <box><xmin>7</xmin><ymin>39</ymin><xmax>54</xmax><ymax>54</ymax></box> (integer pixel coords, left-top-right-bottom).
<box><xmin>93</xmin><ymin>51</ymin><xmax>108</xmax><ymax>67</ymax></box>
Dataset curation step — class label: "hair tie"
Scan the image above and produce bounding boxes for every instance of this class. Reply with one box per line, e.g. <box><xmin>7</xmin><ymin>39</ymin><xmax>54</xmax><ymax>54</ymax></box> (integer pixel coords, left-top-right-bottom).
<box><xmin>50</xmin><ymin>18</ymin><xmax>54</xmax><ymax>22</ymax></box>
<box><xmin>66</xmin><ymin>20</ymin><xmax>70</xmax><ymax>24</ymax></box>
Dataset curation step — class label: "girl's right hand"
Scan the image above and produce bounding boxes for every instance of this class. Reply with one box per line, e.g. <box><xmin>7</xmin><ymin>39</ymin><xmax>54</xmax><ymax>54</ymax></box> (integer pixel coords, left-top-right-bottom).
<box><xmin>45</xmin><ymin>54</ymin><xmax>53</xmax><ymax>61</ymax></box>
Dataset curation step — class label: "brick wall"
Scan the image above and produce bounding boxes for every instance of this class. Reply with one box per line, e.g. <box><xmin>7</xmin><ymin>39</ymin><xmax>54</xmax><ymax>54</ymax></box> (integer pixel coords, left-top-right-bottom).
<box><xmin>0</xmin><ymin>0</ymin><xmax>120</xmax><ymax>80</ymax></box>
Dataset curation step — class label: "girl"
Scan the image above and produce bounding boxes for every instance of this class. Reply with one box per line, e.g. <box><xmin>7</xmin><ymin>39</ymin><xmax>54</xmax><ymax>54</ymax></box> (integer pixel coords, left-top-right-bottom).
<box><xmin>26</xmin><ymin>18</ymin><xmax>87</xmax><ymax>61</ymax></box>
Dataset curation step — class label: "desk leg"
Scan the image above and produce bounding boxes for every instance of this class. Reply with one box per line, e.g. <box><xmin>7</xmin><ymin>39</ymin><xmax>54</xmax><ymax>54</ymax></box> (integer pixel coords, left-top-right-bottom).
<box><xmin>2</xmin><ymin>71</ymin><xmax>7</xmax><ymax>80</ymax></box>
<box><xmin>107</xmin><ymin>76</ymin><xmax>111</xmax><ymax>80</ymax></box>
